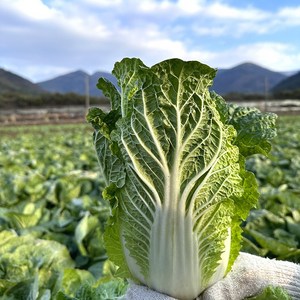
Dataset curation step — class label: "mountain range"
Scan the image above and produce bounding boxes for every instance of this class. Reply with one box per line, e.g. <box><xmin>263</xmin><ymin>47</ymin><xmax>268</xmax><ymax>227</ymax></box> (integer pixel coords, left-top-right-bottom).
<box><xmin>0</xmin><ymin>63</ymin><xmax>299</xmax><ymax>99</ymax></box>
<box><xmin>38</xmin><ymin>70</ymin><xmax>118</xmax><ymax>97</ymax></box>
<box><xmin>212</xmin><ymin>63</ymin><xmax>286</xmax><ymax>94</ymax></box>
<box><xmin>272</xmin><ymin>71</ymin><xmax>300</xmax><ymax>93</ymax></box>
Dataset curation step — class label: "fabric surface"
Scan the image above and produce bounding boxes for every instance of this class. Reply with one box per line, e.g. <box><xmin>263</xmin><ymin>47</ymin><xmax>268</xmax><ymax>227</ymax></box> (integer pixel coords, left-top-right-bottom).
<box><xmin>123</xmin><ymin>283</ymin><xmax>177</xmax><ymax>300</ymax></box>
<box><xmin>122</xmin><ymin>252</ymin><xmax>300</xmax><ymax>300</ymax></box>
<box><xmin>201</xmin><ymin>252</ymin><xmax>300</xmax><ymax>300</ymax></box>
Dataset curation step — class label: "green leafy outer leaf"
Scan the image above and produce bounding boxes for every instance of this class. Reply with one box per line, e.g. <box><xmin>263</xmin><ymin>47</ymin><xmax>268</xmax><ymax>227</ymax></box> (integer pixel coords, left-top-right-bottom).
<box><xmin>226</xmin><ymin>104</ymin><xmax>277</xmax><ymax>157</ymax></box>
<box><xmin>246</xmin><ymin>285</ymin><xmax>292</xmax><ymax>300</ymax></box>
<box><xmin>87</xmin><ymin>58</ymin><xmax>276</xmax><ymax>299</ymax></box>
<box><xmin>244</xmin><ymin>227</ymin><xmax>300</xmax><ymax>260</ymax></box>
<box><xmin>56</xmin><ymin>277</ymin><xmax>127</xmax><ymax>300</ymax></box>
<box><xmin>0</xmin><ymin>275</ymin><xmax>39</xmax><ymax>300</ymax></box>
<box><xmin>87</xmin><ymin>108</ymin><xmax>125</xmax><ymax>189</ymax></box>
<box><xmin>0</xmin><ymin>230</ymin><xmax>74</xmax><ymax>299</ymax></box>
<box><xmin>103</xmin><ymin>207</ymin><xmax>132</xmax><ymax>279</ymax></box>
<box><xmin>60</xmin><ymin>268</ymin><xmax>95</xmax><ymax>297</ymax></box>
<box><xmin>75</xmin><ymin>213</ymin><xmax>99</xmax><ymax>256</ymax></box>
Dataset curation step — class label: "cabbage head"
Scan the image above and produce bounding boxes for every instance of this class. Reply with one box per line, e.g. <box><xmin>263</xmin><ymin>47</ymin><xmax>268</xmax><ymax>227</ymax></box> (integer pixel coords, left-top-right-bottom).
<box><xmin>87</xmin><ymin>58</ymin><xmax>276</xmax><ymax>300</ymax></box>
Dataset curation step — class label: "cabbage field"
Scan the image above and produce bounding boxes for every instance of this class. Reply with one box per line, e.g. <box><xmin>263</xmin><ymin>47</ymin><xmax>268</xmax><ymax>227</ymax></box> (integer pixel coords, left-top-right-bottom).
<box><xmin>0</xmin><ymin>115</ymin><xmax>299</xmax><ymax>299</ymax></box>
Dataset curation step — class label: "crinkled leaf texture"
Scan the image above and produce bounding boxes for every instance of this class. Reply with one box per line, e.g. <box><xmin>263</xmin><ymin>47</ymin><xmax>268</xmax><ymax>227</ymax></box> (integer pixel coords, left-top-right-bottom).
<box><xmin>87</xmin><ymin>58</ymin><xmax>276</xmax><ymax>300</ymax></box>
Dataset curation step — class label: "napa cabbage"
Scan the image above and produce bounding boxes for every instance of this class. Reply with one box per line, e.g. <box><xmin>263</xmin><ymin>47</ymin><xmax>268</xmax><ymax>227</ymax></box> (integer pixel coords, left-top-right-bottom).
<box><xmin>87</xmin><ymin>58</ymin><xmax>276</xmax><ymax>300</ymax></box>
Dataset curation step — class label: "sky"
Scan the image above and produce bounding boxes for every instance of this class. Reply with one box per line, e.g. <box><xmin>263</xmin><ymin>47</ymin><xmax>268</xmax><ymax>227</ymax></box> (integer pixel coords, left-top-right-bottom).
<box><xmin>1</xmin><ymin>0</ymin><xmax>300</xmax><ymax>83</ymax></box>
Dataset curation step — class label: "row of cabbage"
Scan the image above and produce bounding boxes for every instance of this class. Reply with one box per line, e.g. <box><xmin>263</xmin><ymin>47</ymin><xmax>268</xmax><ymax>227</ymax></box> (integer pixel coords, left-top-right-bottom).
<box><xmin>244</xmin><ymin>116</ymin><xmax>300</xmax><ymax>261</ymax></box>
<box><xmin>0</xmin><ymin>125</ymin><xmax>126</xmax><ymax>299</ymax></box>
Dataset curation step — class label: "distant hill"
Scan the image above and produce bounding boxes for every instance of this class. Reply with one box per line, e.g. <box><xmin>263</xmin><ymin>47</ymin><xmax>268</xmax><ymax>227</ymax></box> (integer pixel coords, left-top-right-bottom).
<box><xmin>38</xmin><ymin>70</ymin><xmax>118</xmax><ymax>97</ymax></box>
<box><xmin>38</xmin><ymin>63</ymin><xmax>288</xmax><ymax>97</ymax></box>
<box><xmin>272</xmin><ymin>71</ymin><xmax>300</xmax><ymax>92</ymax></box>
<box><xmin>38</xmin><ymin>70</ymin><xmax>88</xmax><ymax>95</ymax></box>
<box><xmin>212</xmin><ymin>63</ymin><xmax>287</xmax><ymax>95</ymax></box>
<box><xmin>0</xmin><ymin>68</ymin><xmax>109</xmax><ymax>110</ymax></box>
<box><xmin>0</xmin><ymin>68</ymin><xmax>44</xmax><ymax>94</ymax></box>
<box><xmin>2</xmin><ymin>62</ymin><xmax>298</xmax><ymax>105</ymax></box>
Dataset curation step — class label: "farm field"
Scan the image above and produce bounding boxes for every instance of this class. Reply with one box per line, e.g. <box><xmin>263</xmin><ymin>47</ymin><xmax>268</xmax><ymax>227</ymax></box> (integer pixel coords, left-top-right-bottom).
<box><xmin>0</xmin><ymin>124</ymin><xmax>126</xmax><ymax>299</ymax></box>
<box><xmin>0</xmin><ymin>115</ymin><xmax>300</xmax><ymax>299</ymax></box>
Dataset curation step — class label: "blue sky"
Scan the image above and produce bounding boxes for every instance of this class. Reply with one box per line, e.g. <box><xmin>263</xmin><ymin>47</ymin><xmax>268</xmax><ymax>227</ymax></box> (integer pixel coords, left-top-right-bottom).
<box><xmin>1</xmin><ymin>0</ymin><xmax>300</xmax><ymax>82</ymax></box>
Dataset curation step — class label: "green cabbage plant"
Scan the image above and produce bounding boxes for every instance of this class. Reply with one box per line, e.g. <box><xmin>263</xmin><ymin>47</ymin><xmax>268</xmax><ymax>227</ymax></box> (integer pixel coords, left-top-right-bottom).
<box><xmin>87</xmin><ymin>58</ymin><xmax>276</xmax><ymax>300</ymax></box>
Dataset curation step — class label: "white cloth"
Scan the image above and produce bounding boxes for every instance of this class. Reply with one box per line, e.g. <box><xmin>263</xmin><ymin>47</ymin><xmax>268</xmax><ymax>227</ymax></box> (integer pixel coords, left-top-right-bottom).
<box><xmin>123</xmin><ymin>283</ymin><xmax>177</xmax><ymax>300</ymax></box>
<box><xmin>202</xmin><ymin>252</ymin><xmax>300</xmax><ymax>300</ymax></box>
<box><xmin>122</xmin><ymin>252</ymin><xmax>300</xmax><ymax>300</ymax></box>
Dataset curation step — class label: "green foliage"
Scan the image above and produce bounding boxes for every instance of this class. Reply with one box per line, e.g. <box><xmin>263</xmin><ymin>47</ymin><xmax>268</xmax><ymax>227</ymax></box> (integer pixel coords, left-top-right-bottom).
<box><xmin>56</xmin><ymin>277</ymin><xmax>127</xmax><ymax>300</ymax></box>
<box><xmin>0</xmin><ymin>124</ymin><xmax>126</xmax><ymax>299</ymax></box>
<box><xmin>272</xmin><ymin>88</ymin><xmax>300</xmax><ymax>100</ymax></box>
<box><xmin>242</xmin><ymin>116</ymin><xmax>300</xmax><ymax>262</ymax></box>
<box><xmin>0</xmin><ymin>92</ymin><xmax>109</xmax><ymax>109</ymax></box>
<box><xmin>246</xmin><ymin>286</ymin><xmax>292</xmax><ymax>300</ymax></box>
<box><xmin>0</xmin><ymin>230</ymin><xmax>74</xmax><ymax>299</ymax></box>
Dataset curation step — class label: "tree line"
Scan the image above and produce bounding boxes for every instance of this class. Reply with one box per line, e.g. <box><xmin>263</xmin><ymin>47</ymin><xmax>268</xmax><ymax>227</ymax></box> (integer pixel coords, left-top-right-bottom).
<box><xmin>222</xmin><ymin>89</ymin><xmax>300</xmax><ymax>102</ymax></box>
<box><xmin>0</xmin><ymin>92</ymin><xmax>109</xmax><ymax>110</ymax></box>
<box><xmin>1</xmin><ymin>89</ymin><xmax>300</xmax><ymax>110</ymax></box>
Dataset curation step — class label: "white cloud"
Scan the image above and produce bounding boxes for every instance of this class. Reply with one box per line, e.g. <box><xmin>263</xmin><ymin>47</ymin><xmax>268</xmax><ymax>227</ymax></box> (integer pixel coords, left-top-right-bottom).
<box><xmin>137</xmin><ymin>0</ymin><xmax>175</xmax><ymax>13</ymax></box>
<box><xmin>1</xmin><ymin>0</ymin><xmax>300</xmax><ymax>82</ymax></box>
<box><xmin>176</xmin><ymin>0</ymin><xmax>203</xmax><ymax>15</ymax></box>
<box><xmin>83</xmin><ymin>0</ymin><xmax>122</xmax><ymax>6</ymax></box>
<box><xmin>206</xmin><ymin>2</ymin><xmax>269</xmax><ymax>21</ymax></box>
<box><xmin>193</xmin><ymin>26</ymin><xmax>227</xmax><ymax>37</ymax></box>
<box><xmin>209</xmin><ymin>42</ymin><xmax>300</xmax><ymax>72</ymax></box>
<box><xmin>277</xmin><ymin>6</ymin><xmax>300</xmax><ymax>26</ymax></box>
<box><xmin>2</xmin><ymin>0</ymin><xmax>58</xmax><ymax>20</ymax></box>
<box><xmin>189</xmin><ymin>2</ymin><xmax>300</xmax><ymax>37</ymax></box>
